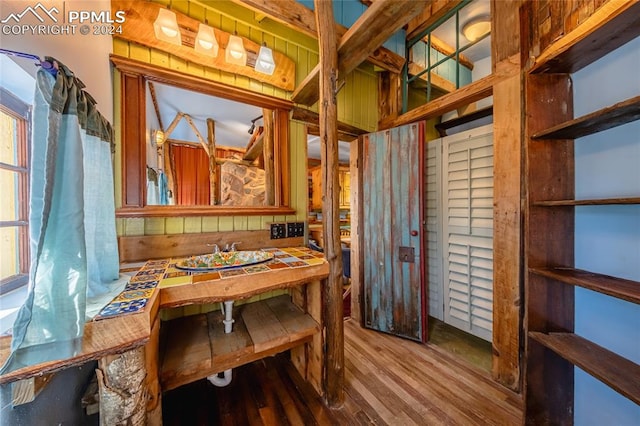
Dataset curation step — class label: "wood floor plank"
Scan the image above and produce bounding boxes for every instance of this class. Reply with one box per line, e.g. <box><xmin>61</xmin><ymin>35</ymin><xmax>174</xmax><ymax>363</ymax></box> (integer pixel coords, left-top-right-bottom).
<box><xmin>162</xmin><ymin>319</ymin><xmax>522</xmax><ymax>425</ymax></box>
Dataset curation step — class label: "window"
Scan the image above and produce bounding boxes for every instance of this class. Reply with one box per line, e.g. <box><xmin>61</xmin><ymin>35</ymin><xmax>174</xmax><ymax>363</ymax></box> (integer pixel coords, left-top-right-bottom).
<box><xmin>0</xmin><ymin>88</ymin><xmax>30</xmax><ymax>294</ymax></box>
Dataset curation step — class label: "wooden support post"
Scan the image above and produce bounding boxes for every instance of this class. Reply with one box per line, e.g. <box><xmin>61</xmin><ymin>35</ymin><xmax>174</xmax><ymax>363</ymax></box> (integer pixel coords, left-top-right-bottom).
<box><xmin>378</xmin><ymin>71</ymin><xmax>400</xmax><ymax>128</ymax></box>
<box><xmin>96</xmin><ymin>347</ymin><xmax>147</xmax><ymax>426</ymax></box>
<box><xmin>262</xmin><ymin>109</ymin><xmax>275</xmax><ymax>206</ymax></box>
<box><xmin>314</xmin><ymin>0</ymin><xmax>344</xmax><ymax>407</ymax></box>
<box><xmin>207</xmin><ymin>119</ymin><xmax>217</xmax><ymax>205</ymax></box>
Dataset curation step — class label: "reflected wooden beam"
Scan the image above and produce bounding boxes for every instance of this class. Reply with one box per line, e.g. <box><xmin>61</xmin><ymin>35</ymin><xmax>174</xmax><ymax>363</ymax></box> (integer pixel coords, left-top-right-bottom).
<box><xmin>293</xmin><ymin>0</ymin><xmax>426</xmax><ymax>106</ymax></box>
<box><xmin>148</xmin><ymin>82</ymin><xmax>164</xmax><ymax>130</ymax></box>
<box><xmin>183</xmin><ymin>114</ymin><xmax>209</xmax><ymax>156</ymax></box>
<box><xmin>263</xmin><ymin>109</ymin><xmax>275</xmax><ymax>205</ymax></box>
<box><xmin>207</xmin><ymin>119</ymin><xmax>217</xmax><ymax>205</ymax></box>
<box><xmin>243</xmin><ymin>132</ymin><xmax>264</xmax><ymax>161</ymax></box>
<box><xmin>229</xmin><ymin>0</ymin><xmax>405</xmax><ymax>74</ymax></box>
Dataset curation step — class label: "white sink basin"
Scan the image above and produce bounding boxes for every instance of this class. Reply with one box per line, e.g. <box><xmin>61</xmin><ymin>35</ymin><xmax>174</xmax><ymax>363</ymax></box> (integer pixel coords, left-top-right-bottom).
<box><xmin>175</xmin><ymin>250</ymin><xmax>275</xmax><ymax>271</ymax></box>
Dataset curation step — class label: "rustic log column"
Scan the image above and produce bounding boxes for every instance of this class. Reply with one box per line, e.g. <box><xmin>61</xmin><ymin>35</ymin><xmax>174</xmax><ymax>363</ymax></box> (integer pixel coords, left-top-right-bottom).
<box><xmin>262</xmin><ymin>109</ymin><xmax>275</xmax><ymax>205</ymax></box>
<box><xmin>207</xmin><ymin>118</ymin><xmax>217</xmax><ymax>205</ymax></box>
<box><xmin>314</xmin><ymin>0</ymin><xmax>344</xmax><ymax>407</ymax></box>
<box><xmin>96</xmin><ymin>347</ymin><xmax>147</xmax><ymax>426</ymax></box>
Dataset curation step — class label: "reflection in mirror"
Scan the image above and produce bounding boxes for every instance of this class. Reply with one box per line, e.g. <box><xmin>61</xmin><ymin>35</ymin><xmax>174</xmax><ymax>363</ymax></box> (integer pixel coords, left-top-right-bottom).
<box><xmin>112</xmin><ymin>56</ymin><xmax>293</xmax><ymax>217</ymax></box>
<box><xmin>146</xmin><ymin>82</ymin><xmax>274</xmax><ymax>207</ymax></box>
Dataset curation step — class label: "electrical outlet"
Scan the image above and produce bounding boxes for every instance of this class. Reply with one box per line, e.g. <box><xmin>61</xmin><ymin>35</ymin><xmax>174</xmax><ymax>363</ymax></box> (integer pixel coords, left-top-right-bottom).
<box><xmin>270</xmin><ymin>223</ymin><xmax>286</xmax><ymax>239</ymax></box>
<box><xmin>287</xmin><ymin>222</ymin><xmax>305</xmax><ymax>238</ymax></box>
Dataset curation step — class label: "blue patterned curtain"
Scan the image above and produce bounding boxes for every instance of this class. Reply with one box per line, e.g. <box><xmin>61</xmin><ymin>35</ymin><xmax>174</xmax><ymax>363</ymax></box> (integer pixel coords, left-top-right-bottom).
<box><xmin>1</xmin><ymin>58</ymin><xmax>123</xmax><ymax>373</ymax></box>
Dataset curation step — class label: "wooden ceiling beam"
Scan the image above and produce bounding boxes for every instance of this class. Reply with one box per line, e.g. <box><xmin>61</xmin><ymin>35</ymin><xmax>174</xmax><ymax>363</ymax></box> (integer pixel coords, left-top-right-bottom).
<box><xmin>407</xmin><ymin>61</ymin><xmax>456</xmax><ymax>94</ymax></box>
<box><xmin>421</xmin><ymin>33</ymin><xmax>474</xmax><ymax>70</ymax></box>
<box><xmin>230</xmin><ymin>0</ymin><xmax>405</xmax><ymax>74</ymax></box>
<box><xmin>406</xmin><ymin>0</ymin><xmax>464</xmax><ymax>42</ymax></box>
<box><xmin>291</xmin><ymin>107</ymin><xmax>368</xmax><ymax>138</ymax></box>
<box><xmin>293</xmin><ymin>0</ymin><xmax>428</xmax><ymax>106</ymax></box>
<box><xmin>385</xmin><ymin>69</ymin><xmax>508</xmax><ymax>129</ymax></box>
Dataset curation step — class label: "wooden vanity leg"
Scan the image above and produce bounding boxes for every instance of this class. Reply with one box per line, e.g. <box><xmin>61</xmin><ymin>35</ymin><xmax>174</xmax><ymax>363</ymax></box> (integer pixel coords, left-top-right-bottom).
<box><xmin>96</xmin><ymin>347</ymin><xmax>147</xmax><ymax>426</ymax></box>
<box><xmin>145</xmin><ymin>316</ymin><xmax>162</xmax><ymax>425</ymax></box>
<box><xmin>291</xmin><ymin>279</ymin><xmax>324</xmax><ymax>396</ymax></box>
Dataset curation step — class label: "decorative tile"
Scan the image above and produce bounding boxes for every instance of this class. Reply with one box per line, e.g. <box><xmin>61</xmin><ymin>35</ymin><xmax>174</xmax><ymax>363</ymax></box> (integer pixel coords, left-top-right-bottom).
<box><xmin>304</xmin><ymin>257</ymin><xmax>325</xmax><ymax>265</ymax></box>
<box><xmin>297</xmin><ymin>254</ymin><xmax>314</xmax><ymax>259</ymax></box>
<box><xmin>136</xmin><ymin>268</ymin><xmax>166</xmax><ymax>276</ymax></box>
<box><xmin>143</xmin><ymin>260</ymin><xmax>169</xmax><ymax>268</ymax></box>
<box><xmin>267</xmin><ymin>261</ymin><xmax>289</xmax><ymax>270</ymax></box>
<box><xmin>164</xmin><ymin>271</ymin><xmax>189</xmax><ymax>279</ymax></box>
<box><xmin>159</xmin><ymin>276</ymin><xmax>191</xmax><ymax>288</ymax></box>
<box><xmin>244</xmin><ymin>264</ymin><xmax>270</xmax><ymax>274</ymax></box>
<box><xmin>113</xmin><ymin>289</ymin><xmax>155</xmax><ymax>302</ymax></box>
<box><xmin>219</xmin><ymin>269</ymin><xmax>247</xmax><ymax>278</ymax></box>
<box><xmin>125</xmin><ymin>280</ymin><xmax>158</xmax><ymax>291</ymax></box>
<box><xmin>192</xmin><ymin>272</ymin><xmax>221</xmax><ymax>283</ymax></box>
<box><xmin>283</xmin><ymin>260</ymin><xmax>308</xmax><ymax>268</ymax></box>
<box><xmin>96</xmin><ymin>299</ymin><xmax>148</xmax><ymax>319</ymax></box>
<box><xmin>130</xmin><ymin>274</ymin><xmax>160</xmax><ymax>283</ymax></box>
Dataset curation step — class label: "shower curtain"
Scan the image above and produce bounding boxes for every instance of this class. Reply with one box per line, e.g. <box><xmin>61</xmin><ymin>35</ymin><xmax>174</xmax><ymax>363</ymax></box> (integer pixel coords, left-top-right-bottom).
<box><xmin>0</xmin><ymin>58</ymin><xmax>123</xmax><ymax>373</ymax></box>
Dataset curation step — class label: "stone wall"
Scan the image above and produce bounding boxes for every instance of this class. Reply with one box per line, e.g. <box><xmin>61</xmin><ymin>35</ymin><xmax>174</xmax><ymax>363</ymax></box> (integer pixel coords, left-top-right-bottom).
<box><xmin>220</xmin><ymin>162</ymin><xmax>265</xmax><ymax>206</ymax></box>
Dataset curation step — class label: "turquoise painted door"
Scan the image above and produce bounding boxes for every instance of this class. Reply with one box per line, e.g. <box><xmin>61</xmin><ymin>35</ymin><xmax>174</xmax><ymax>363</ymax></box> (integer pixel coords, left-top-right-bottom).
<box><xmin>363</xmin><ymin>122</ymin><xmax>426</xmax><ymax>342</ymax></box>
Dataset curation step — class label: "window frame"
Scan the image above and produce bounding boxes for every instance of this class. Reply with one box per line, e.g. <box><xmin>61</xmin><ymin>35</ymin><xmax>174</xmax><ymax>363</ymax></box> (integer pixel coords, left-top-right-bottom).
<box><xmin>0</xmin><ymin>87</ymin><xmax>31</xmax><ymax>295</ymax></box>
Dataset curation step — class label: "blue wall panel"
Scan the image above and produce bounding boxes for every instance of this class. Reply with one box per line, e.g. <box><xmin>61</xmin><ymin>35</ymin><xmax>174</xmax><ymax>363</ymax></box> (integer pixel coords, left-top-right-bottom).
<box><xmin>573</xmin><ymin>36</ymin><xmax>640</xmax><ymax>425</ymax></box>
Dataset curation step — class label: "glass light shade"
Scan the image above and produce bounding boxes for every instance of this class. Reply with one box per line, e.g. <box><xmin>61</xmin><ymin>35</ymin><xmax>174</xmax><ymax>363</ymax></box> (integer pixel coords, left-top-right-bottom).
<box><xmin>225</xmin><ymin>35</ymin><xmax>247</xmax><ymax>66</ymax></box>
<box><xmin>154</xmin><ymin>9</ymin><xmax>181</xmax><ymax>46</ymax></box>
<box><xmin>254</xmin><ymin>45</ymin><xmax>276</xmax><ymax>75</ymax></box>
<box><xmin>195</xmin><ymin>24</ymin><xmax>219</xmax><ymax>57</ymax></box>
<box><xmin>154</xmin><ymin>130</ymin><xmax>165</xmax><ymax>146</ymax></box>
<box><xmin>462</xmin><ymin>17</ymin><xmax>491</xmax><ymax>42</ymax></box>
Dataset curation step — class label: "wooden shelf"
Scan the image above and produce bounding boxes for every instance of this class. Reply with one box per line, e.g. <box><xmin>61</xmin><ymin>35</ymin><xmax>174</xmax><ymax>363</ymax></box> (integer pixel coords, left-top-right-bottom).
<box><xmin>532</xmin><ymin>96</ymin><xmax>640</xmax><ymax>140</ymax></box>
<box><xmin>530</xmin><ymin>1</ymin><xmax>640</xmax><ymax>74</ymax></box>
<box><xmin>532</xmin><ymin>197</ymin><xmax>640</xmax><ymax>207</ymax></box>
<box><xmin>529</xmin><ymin>332</ymin><xmax>640</xmax><ymax>405</ymax></box>
<box><xmin>160</xmin><ymin>295</ymin><xmax>319</xmax><ymax>391</ymax></box>
<box><xmin>529</xmin><ymin>267</ymin><xmax>640</xmax><ymax>305</ymax></box>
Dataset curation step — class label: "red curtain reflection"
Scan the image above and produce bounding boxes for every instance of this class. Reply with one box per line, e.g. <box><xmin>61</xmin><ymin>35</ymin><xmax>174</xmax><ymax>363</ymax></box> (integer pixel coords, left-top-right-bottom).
<box><xmin>172</xmin><ymin>145</ymin><xmax>210</xmax><ymax>205</ymax></box>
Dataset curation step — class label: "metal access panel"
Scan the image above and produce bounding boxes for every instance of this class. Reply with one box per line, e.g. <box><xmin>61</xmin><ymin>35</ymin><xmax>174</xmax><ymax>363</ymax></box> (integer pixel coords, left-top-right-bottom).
<box><xmin>398</xmin><ymin>246</ymin><xmax>415</xmax><ymax>263</ymax></box>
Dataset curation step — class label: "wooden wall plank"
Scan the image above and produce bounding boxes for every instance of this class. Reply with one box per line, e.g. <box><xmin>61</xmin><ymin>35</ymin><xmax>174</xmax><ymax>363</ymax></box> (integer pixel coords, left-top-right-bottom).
<box><xmin>118</xmin><ymin>230</ymin><xmax>304</xmax><ymax>262</ymax></box>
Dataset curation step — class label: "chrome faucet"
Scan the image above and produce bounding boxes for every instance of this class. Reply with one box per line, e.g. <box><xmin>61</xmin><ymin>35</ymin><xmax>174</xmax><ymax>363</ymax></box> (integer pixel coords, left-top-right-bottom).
<box><xmin>207</xmin><ymin>243</ymin><xmax>220</xmax><ymax>254</ymax></box>
<box><xmin>223</xmin><ymin>242</ymin><xmax>239</xmax><ymax>252</ymax></box>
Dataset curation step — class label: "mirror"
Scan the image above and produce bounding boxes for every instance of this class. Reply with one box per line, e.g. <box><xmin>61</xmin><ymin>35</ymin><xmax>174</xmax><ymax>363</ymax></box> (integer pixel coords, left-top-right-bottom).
<box><xmin>112</xmin><ymin>56</ymin><xmax>294</xmax><ymax>217</ymax></box>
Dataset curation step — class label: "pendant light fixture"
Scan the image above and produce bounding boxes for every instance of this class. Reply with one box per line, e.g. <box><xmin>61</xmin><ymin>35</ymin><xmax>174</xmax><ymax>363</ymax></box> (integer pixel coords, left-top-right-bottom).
<box><xmin>254</xmin><ymin>44</ymin><xmax>276</xmax><ymax>75</ymax></box>
<box><xmin>195</xmin><ymin>23</ymin><xmax>219</xmax><ymax>57</ymax></box>
<box><xmin>225</xmin><ymin>34</ymin><xmax>247</xmax><ymax>66</ymax></box>
<box><xmin>153</xmin><ymin>9</ymin><xmax>181</xmax><ymax>46</ymax></box>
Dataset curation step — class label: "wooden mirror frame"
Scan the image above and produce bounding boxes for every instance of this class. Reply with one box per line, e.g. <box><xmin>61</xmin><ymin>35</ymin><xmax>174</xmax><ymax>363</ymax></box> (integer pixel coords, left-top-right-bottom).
<box><xmin>111</xmin><ymin>55</ymin><xmax>294</xmax><ymax>217</ymax></box>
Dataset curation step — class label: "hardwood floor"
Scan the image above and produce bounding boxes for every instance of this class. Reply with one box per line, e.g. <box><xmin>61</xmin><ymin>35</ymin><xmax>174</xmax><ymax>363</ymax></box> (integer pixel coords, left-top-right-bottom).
<box><xmin>163</xmin><ymin>319</ymin><xmax>522</xmax><ymax>425</ymax></box>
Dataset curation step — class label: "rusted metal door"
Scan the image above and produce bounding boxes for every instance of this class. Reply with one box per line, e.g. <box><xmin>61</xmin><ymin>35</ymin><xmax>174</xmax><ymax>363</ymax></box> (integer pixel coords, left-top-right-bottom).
<box><xmin>363</xmin><ymin>122</ymin><xmax>426</xmax><ymax>342</ymax></box>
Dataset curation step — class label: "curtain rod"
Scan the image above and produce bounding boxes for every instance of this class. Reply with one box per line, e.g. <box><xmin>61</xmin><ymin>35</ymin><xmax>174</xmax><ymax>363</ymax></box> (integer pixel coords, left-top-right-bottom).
<box><xmin>0</xmin><ymin>48</ymin><xmax>57</xmax><ymax>76</ymax></box>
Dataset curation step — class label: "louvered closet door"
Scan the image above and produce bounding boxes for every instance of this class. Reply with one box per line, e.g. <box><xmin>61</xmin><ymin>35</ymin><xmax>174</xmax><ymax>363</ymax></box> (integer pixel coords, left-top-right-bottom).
<box><xmin>442</xmin><ymin>124</ymin><xmax>494</xmax><ymax>341</ymax></box>
<box><xmin>426</xmin><ymin>139</ymin><xmax>444</xmax><ymax>321</ymax></box>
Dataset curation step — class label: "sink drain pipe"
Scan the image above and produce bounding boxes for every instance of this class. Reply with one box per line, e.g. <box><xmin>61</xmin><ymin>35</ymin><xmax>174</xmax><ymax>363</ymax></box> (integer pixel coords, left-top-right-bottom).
<box><xmin>207</xmin><ymin>301</ymin><xmax>235</xmax><ymax>387</ymax></box>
